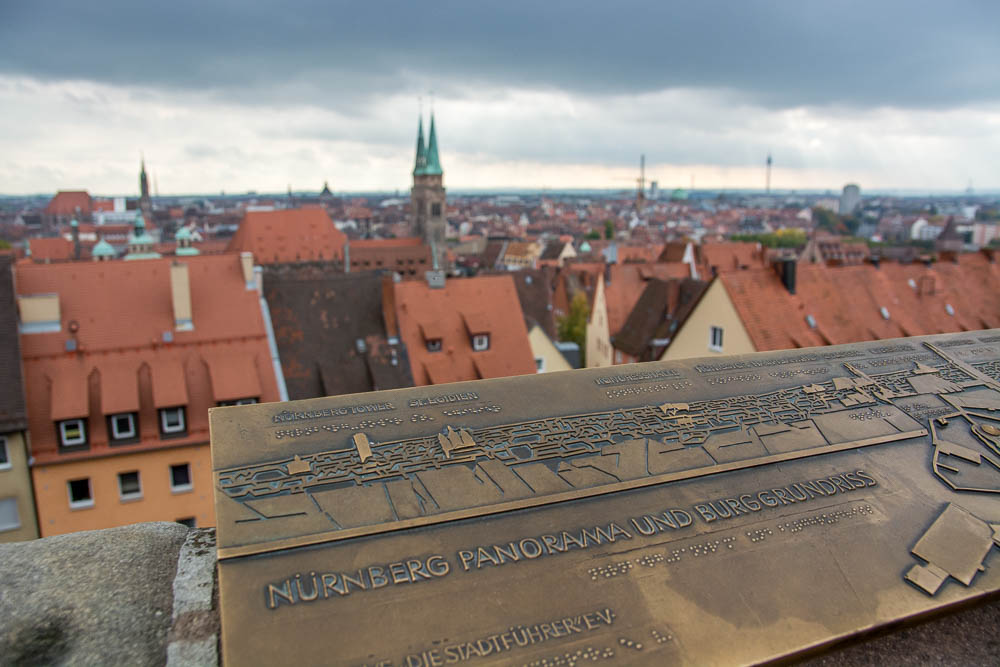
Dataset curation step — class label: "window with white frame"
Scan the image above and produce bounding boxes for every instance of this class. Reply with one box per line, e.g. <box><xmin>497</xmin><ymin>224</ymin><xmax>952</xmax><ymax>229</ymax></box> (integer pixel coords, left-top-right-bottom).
<box><xmin>535</xmin><ymin>357</ymin><xmax>545</xmax><ymax>372</ymax></box>
<box><xmin>118</xmin><ymin>471</ymin><xmax>142</xmax><ymax>500</ymax></box>
<box><xmin>170</xmin><ymin>463</ymin><xmax>192</xmax><ymax>492</ymax></box>
<box><xmin>109</xmin><ymin>413</ymin><xmax>137</xmax><ymax>441</ymax></box>
<box><xmin>68</xmin><ymin>478</ymin><xmax>94</xmax><ymax>509</ymax></box>
<box><xmin>59</xmin><ymin>419</ymin><xmax>87</xmax><ymax>447</ymax></box>
<box><xmin>0</xmin><ymin>497</ymin><xmax>19</xmax><ymax>532</ymax></box>
<box><xmin>709</xmin><ymin>326</ymin><xmax>724</xmax><ymax>352</ymax></box>
<box><xmin>426</xmin><ymin>339</ymin><xmax>442</xmax><ymax>352</ymax></box>
<box><xmin>0</xmin><ymin>436</ymin><xmax>9</xmax><ymax>470</ymax></box>
<box><xmin>159</xmin><ymin>407</ymin><xmax>186</xmax><ymax>435</ymax></box>
<box><xmin>472</xmin><ymin>334</ymin><xmax>490</xmax><ymax>351</ymax></box>
<box><xmin>217</xmin><ymin>398</ymin><xmax>258</xmax><ymax>407</ymax></box>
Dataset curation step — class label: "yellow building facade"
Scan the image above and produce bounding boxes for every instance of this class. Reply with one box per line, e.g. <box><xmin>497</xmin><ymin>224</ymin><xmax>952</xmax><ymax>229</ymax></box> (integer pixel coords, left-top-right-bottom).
<box><xmin>660</xmin><ymin>279</ymin><xmax>755</xmax><ymax>361</ymax></box>
<box><xmin>0</xmin><ymin>431</ymin><xmax>39</xmax><ymax>542</ymax></box>
<box><xmin>31</xmin><ymin>443</ymin><xmax>215</xmax><ymax>537</ymax></box>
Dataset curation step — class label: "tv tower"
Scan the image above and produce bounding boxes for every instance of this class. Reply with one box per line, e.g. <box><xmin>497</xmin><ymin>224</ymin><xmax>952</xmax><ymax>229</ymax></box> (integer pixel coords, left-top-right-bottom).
<box><xmin>636</xmin><ymin>154</ymin><xmax>646</xmax><ymax>211</ymax></box>
<box><xmin>766</xmin><ymin>152</ymin><xmax>773</xmax><ymax>194</ymax></box>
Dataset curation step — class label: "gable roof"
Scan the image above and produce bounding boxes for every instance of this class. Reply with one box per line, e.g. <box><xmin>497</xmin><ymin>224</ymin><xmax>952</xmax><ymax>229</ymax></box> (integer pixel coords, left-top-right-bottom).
<box><xmin>539</xmin><ymin>242</ymin><xmax>564</xmax><ymax>260</ymax></box>
<box><xmin>613</xmin><ymin>278</ymin><xmax>710</xmax><ymax>360</ymax></box>
<box><xmin>28</xmin><ymin>237</ymin><xmax>78</xmax><ymax>261</ymax></box>
<box><xmin>701</xmin><ymin>242</ymin><xmax>764</xmax><ymax>274</ymax></box>
<box><xmin>719</xmin><ymin>254</ymin><xmax>1000</xmax><ymax>351</ymax></box>
<box><xmin>227</xmin><ymin>208</ymin><xmax>347</xmax><ymax>264</ymax></box>
<box><xmin>16</xmin><ymin>254</ymin><xmax>280</xmax><ymax>464</ymax></box>
<box><xmin>506</xmin><ymin>267</ymin><xmax>557</xmax><ymax>339</ymax></box>
<box><xmin>603</xmin><ymin>263</ymin><xmax>691</xmax><ymax>336</ymax></box>
<box><xmin>263</xmin><ymin>267</ymin><xmax>413</xmax><ymax>399</ymax></box>
<box><xmin>45</xmin><ymin>191</ymin><xmax>92</xmax><ymax>216</ymax></box>
<box><xmin>395</xmin><ymin>275</ymin><xmax>535</xmax><ymax>385</ymax></box>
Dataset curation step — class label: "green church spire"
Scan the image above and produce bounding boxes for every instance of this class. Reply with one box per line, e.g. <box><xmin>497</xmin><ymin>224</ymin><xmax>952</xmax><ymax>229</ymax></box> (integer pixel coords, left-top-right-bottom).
<box><xmin>424</xmin><ymin>113</ymin><xmax>443</xmax><ymax>176</ymax></box>
<box><xmin>413</xmin><ymin>116</ymin><xmax>428</xmax><ymax>176</ymax></box>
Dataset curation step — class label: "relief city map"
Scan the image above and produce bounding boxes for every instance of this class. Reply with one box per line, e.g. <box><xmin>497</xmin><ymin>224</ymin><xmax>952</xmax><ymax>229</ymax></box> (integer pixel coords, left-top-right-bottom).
<box><xmin>211</xmin><ymin>332</ymin><xmax>1000</xmax><ymax>665</ymax></box>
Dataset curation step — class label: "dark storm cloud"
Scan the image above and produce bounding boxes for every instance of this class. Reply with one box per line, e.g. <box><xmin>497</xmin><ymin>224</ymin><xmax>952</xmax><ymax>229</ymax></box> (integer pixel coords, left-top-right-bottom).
<box><xmin>1</xmin><ymin>1</ymin><xmax>998</xmax><ymax>110</ymax></box>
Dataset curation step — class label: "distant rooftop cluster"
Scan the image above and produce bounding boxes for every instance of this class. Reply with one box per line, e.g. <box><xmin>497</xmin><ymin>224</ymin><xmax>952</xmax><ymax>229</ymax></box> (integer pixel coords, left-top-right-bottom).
<box><xmin>2</xmin><ymin>116</ymin><xmax>1000</xmax><ymax>543</ymax></box>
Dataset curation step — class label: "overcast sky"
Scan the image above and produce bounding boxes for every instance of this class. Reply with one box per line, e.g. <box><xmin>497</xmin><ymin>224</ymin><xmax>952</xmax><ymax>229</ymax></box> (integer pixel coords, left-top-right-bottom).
<box><xmin>2</xmin><ymin>1</ymin><xmax>999</xmax><ymax>195</ymax></box>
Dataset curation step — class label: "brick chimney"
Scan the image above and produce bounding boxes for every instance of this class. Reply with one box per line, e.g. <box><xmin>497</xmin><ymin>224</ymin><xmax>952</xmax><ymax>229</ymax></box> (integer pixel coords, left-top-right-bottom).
<box><xmin>773</xmin><ymin>256</ymin><xmax>797</xmax><ymax>295</ymax></box>
<box><xmin>239</xmin><ymin>252</ymin><xmax>255</xmax><ymax>289</ymax></box>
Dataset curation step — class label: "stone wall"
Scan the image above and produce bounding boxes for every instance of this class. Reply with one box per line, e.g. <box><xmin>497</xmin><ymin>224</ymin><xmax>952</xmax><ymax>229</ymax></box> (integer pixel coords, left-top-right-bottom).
<box><xmin>1</xmin><ymin>522</ymin><xmax>998</xmax><ymax>665</ymax></box>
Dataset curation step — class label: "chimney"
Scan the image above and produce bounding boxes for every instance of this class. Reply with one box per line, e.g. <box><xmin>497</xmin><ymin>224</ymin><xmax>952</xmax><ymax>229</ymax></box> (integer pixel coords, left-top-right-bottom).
<box><xmin>170</xmin><ymin>262</ymin><xmax>193</xmax><ymax>331</ymax></box>
<box><xmin>239</xmin><ymin>251</ymin><xmax>255</xmax><ymax>289</ymax></box>
<box><xmin>603</xmin><ymin>262</ymin><xmax>612</xmax><ymax>285</ymax></box>
<box><xmin>776</xmin><ymin>257</ymin><xmax>796</xmax><ymax>294</ymax></box>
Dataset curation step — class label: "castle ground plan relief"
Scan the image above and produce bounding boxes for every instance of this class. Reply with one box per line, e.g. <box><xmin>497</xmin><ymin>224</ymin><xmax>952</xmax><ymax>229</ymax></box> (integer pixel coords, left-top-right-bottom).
<box><xmin>212</xmin><ymin>332</ymin><xmax>1000</xmax><ymax>666</ymax></box>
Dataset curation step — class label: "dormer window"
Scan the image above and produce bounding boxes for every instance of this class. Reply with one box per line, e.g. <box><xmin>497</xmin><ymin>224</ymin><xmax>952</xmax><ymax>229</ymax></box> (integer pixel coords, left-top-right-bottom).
<box><xmin>217</xmin><ymin>398</ymin><xmax>258</xmax><ymax>407</ymax></box>
<box><xmin>109</xmin><ymin>413</ymin><xmax>138</xmax><ymax>442</ymax></box>
<box><xmin>59</xmin><ymin>419</ymin><xmax>87</xmax><ymax>448</ymax></box>
<box><xmin>472</xmin><ymin>334</ymin><xmax>490</xmax><ymax>351</ymax></box>
<box><xmin>159</xmin><ymin>407</ymin><xmax>186</xmax><ymax>437</ymax></box>
<box><xmin>426</xmin><ymin>339</ymin><xmax>443</xmax><ymax>352</ymax></box>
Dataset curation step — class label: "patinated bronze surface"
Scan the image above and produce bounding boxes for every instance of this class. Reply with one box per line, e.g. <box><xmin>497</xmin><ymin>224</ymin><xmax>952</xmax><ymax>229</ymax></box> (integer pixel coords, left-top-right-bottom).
<box><xmin>211</xmin><ymin>332</ymin><xmax>1000</xmax><ymax>665</ymax></box>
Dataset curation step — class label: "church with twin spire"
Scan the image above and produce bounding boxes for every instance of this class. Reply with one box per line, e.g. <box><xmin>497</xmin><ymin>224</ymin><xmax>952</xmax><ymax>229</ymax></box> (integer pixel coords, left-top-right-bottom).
<box><xmin>410</xmin><ymin>113</ymin><xmax>447</xmax><ymax>270</ymax></box>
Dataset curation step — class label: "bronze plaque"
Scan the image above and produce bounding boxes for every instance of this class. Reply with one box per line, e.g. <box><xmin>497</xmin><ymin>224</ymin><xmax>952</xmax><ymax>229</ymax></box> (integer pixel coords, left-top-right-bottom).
<box><xmin>211</xmin><ymin>332</ymin><xmax>1000</xmax><ymax>665</ymax></box>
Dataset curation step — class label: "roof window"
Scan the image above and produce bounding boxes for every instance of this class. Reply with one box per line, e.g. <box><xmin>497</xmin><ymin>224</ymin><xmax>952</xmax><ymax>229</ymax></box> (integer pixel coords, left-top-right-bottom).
<box><xmin>880</xmin><ymin>307</ymin><xmax>890</xmax><ymax>320</ymax></box>
<box><xmin>59</xmin><ymin>419</ymin><xmax>87</xmax><ymax>449</ymax></box>
<box><xmin>805</xmin><ymin>314</ymin><xmax>817</xmax><ymax>329</ymax></box>
<box><xmin>945</xmin><ymin>303</ymin><xmax>955</xmax><ymax>316</ymax></box>
<box><xmin>17</xmin><ymin>294</ymin><xmax>61</xmax><ymax>334</ymax></box>
<box><xmin>908</xmin><ymin>278</ymin><xmax>917</xmax><ymax>289</ymax></box>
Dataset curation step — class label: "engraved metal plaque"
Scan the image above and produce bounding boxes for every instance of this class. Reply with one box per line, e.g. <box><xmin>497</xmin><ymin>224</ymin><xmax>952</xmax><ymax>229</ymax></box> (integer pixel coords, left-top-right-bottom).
<box><xmin>212</xmin><ymin>332</ymin><xmax>1000</xmax><ymax>665</ymax></box>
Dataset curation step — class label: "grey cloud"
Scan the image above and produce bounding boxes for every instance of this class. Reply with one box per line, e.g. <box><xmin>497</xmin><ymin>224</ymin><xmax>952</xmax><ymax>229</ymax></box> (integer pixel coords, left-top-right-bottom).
<box><xmin>1</xmin><ymin>1</ymin><xmax>999</xmax><ymax>110</ymax></box>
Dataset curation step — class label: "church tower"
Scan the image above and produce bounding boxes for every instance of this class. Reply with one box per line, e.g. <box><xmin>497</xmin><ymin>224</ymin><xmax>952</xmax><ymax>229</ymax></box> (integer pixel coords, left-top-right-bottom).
<box><xmin>411</xmin><ymin>113</ymin><xmax>447</xmax><ymax>269</ymax></box>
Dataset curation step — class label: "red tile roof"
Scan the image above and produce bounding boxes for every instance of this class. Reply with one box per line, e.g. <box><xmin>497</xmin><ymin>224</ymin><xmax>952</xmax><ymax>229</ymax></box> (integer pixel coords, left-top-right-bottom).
<box><xmin>227</xmin><ymin>208</ymin><xmax>346</xmax><ymax>264</ymax></box>
<box><xmin>29</xmin><ymin>237</ymin><xmax>77</xmax><ymax>261</ymax></box>
<box><xmin>604</xmin><ymin>263</ymin><xmax>691</xmax><ymax>335</ymax></box>
<box><xmin>17</xmin><ymin>253</ymin><xmax>280</xmax><ymax>464</ymax></box>
<box><xmin>395</xmin><ymin>275</ymin><xmax>535</xmax><ymax>385</ymax></box>
<box><xmin>45</xmin><ymin>191</ymin><xmax>92</xmax><ymax>216</ymax></box>
<box><xmin>348</xmin><ymin>238</ymin><xmax>432</xmax><ymax>275</ymax></box>
<box><xmin>720</xmin><ymin>254</ymin><xmax>1000</xmax><ymax>352</ymax></box>
<box><xmin>617</xmin><ymin>244</ymin><xmax>664</xmax><ymax>264</ymax></box>
<box><xmin>701</xmin><ymin>242</ymin><xmax>765</xmax><ymax>274</ymax></box>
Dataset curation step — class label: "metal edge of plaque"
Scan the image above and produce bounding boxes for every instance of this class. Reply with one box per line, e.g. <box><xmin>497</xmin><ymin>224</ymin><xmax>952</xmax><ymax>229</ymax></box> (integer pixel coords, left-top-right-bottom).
<box><xmin>210</xmin><ymin>331</ymin><xmax>1000</xmax><ymax>665</ymax></box>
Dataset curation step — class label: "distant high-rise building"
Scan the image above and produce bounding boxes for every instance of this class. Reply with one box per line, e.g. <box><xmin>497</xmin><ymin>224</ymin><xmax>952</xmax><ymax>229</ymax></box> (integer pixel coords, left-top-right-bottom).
<box><xmin>766</xmin><ymin>153</ymin><xmax>773</xmax><ymax>193</ymax></box>
<box><xmin>139</xmin><ymin>157</ymin><xmax>152</xmax><ymax>220</ymax></box>
<box><xmin>411</xmin><ymin>113</ymin><xmax>447</xmax><ymax>269</ymax></box>
<box><xmin>839</xmin><ymin>183</ymin><xmax>861</xmax><ymax>215</ymax></box>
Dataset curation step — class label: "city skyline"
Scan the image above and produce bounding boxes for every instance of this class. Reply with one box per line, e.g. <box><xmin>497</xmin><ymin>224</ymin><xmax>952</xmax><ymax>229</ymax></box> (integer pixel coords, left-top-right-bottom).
<box><xmin>1</xmin><ymin>2</ymin><xmax>999</xmax><ymax>195</ymax></box>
